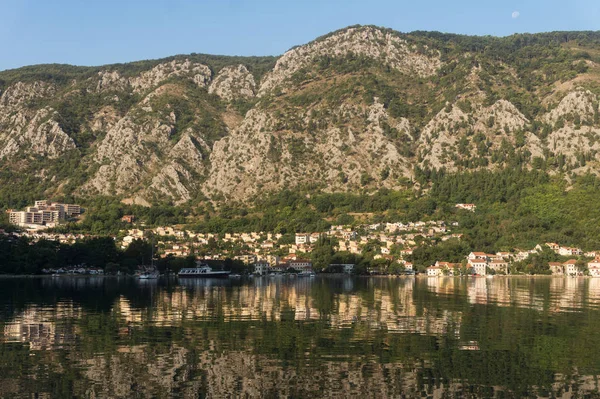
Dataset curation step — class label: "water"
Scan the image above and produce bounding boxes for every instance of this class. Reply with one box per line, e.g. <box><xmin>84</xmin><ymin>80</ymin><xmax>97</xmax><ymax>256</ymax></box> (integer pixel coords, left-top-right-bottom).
<box><xmin>1</xmin><ymin>276</ymin><xmax>600</xmax><ymax>398</ymax></box>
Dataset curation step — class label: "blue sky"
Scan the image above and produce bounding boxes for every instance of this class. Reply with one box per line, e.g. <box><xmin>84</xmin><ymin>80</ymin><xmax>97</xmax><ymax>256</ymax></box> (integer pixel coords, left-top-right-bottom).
<box><xmin>0</xmin><ymin>0</ymin><xmax>599</xmax><ymax>71</ymax></box>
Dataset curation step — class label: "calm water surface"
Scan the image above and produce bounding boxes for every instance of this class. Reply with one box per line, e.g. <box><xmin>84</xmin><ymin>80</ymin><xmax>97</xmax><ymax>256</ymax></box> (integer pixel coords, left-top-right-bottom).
<box><xmin>1</xmin><ymin>276</ymin><xmax>600</xmax><ymax>398</ymax></box>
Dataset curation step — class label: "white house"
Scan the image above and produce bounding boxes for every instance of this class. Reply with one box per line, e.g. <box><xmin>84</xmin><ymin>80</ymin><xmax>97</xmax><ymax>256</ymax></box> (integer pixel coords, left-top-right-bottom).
<box><xmin>563</xmin><ymin>259</ymin><xmax>579</xmax><ymax>276</ymax></box>
<box><xmin>427</xmin><ymin>266</ymin><xmax>443</xmax><ymax>277</ymax></box>
<box><xmin>468</xmin><ymin>258</ymin><xmax>487</xmax><ymax>276</ymax></box>
<box><xmin>588</xmin><ymin>259</ymin><xmax>600</xmax><ymax>277</ymax></box>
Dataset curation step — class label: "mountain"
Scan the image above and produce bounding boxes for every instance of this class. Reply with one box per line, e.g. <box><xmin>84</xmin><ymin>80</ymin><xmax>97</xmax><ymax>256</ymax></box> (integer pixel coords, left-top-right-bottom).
<box><xmin>2</xmin><ymin>25</ymin><xmax>600</xmax><ymax>207</ymax></box>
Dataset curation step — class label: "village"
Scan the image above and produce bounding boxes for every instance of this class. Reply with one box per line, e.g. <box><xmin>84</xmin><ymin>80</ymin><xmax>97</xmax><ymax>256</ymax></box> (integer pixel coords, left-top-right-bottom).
<box><xmin>6</xmin><ymin>201</ymin><xmax>600</xmax><ymax>276</ymax></box>
<box><xmin>426</xmin><ymin>243</ymin><xmax>598</xmax><ymax>277</ymax></box>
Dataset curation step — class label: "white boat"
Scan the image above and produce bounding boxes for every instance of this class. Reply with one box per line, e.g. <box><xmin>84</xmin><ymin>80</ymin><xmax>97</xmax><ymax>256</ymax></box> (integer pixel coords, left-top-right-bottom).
<box><xmin>138</xmin><ymin>271</ymin><xmax>159</xmax><ymax>279</ymax></box>
<box><xmin>298</xmin><ymin>271</ymin><xmax>316</xmax><ymax>277</ymax></box>
<box><xmin>178</xmin><ymin>262</ymin><xmax>231</xmax><ymax>278</ymax></box>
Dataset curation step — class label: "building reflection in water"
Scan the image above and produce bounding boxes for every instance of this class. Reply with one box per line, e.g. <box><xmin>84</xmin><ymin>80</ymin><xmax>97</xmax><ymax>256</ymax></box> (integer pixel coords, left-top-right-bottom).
<box><xmin>1</xmin><ymin>276</ymin><xmax>600</xmax><ymax>397</ymax></box>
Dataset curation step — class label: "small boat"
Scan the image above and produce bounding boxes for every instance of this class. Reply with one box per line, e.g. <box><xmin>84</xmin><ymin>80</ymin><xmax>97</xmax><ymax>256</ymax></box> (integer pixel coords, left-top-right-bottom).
<box><xmin>297</xmin><ymin>271</ymin><xmax>316</xmax><ymax>277</ymax></box>
<box><xmin>229</xmin><ymin>274</ymin><xmax>242</xmax><ymax>278</ymax></box>
<box><xmin>138</xmin><ymin>271</ymin><xmax>159</xmax><ymax>280</ymax></box>
<box><xmin>178</xmin><ymin>262</ymin><xmax>231</xmax><ymax>278</ymax></box>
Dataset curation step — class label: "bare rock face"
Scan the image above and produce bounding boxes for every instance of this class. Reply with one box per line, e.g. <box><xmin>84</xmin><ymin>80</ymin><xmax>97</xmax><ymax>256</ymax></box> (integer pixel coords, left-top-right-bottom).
<box><xmin>474</xmin><ymin>100</ymin><xmax>529</xmax><ymax>133</ymax></box>
<box><xmin>94</xmin><ymin>59</ymin><xmax>213</xmax><ymax>94</ymax></box>
<box><xmin>95</xmin><ymin>71</ymin><xmax>129</xmax><ymax>93</ymax></box>
<box><xmin>0</xmin><ymin>81</ymin><xmax>55</xmax><ymax>108</ymax></box>
<box><xmin>417</xmin><ymin>100</ymin><xmax>531</xmax><ymax>170</ymax></box>
<box><xmin>203</xmin><ymin>97</ymin><xmax>413</xmax><ymax>201</ymax></box>
<box><xmin>147</xmin><ymin>133</ymin><xmax>208</xmax><ymax>204</ymax></box>
<box><xmin>544</xmin><ymin>88</ymin><xmax>598</xmax><ymax>125</ymax></box>
<box><xmin>258</xmin><ymin>26</ymin><xmax>441</xmax><ymax>96</ymax></box>
<box><xmin>417</xmin><ymin>104</ymin><xmax>470</xmax><ymax>170</ymax></box>
<box><xmin>91</xmin><ymin>106</ymin><xmax>120</xmax><ymax>133</ymax></box>
<box><xmin>83</xmin><ymin>86</ymin><xmax>209</xmax><ymax>203</ymax></box>
<box><xmin>130</xmin><ymin>59</ymin><xmax>212</xmax><ymax>93</ymax></box>
<box><xmin>0</xmin><ymin>81</ymin><xmax>75</xmax><ymax>159</ymax></box>
<box><xmin>208</xmin><ymin>65</ymin><xmax>256</xmax><ymax>101</ymax></box>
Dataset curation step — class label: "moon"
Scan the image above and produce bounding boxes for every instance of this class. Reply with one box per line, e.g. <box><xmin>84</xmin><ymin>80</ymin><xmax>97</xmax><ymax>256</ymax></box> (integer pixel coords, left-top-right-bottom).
<box><xmin>512</xmin><ymin>11</ymin><xmax>520</xmax><ymax>19</ymax></box>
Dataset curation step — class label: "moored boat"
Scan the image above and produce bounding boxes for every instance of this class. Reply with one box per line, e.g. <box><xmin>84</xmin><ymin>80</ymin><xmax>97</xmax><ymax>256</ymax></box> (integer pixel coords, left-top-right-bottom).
<box><xmin>138</xmin><ymin>271</ymin><xmax>159</xmax><ymax>279</ymax></box>
<box><xmin>178</xmin><ymin>262</ymin><xmax>231</xmax><ymax>278</ymax></box>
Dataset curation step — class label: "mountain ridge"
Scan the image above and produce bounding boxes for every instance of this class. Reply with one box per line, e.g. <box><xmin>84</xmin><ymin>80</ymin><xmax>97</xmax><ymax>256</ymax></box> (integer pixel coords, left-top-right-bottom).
<box><xmin>2</xmin><ymin>25</ymin><xmax>600</xmax><ymax>207</ymax></box>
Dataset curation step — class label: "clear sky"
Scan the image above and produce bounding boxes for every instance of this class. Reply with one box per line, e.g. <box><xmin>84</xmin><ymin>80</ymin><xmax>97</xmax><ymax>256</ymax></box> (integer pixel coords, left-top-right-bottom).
<box><xmin>1</xmin><ymin>0</ymin><xmax>599</xmax><ymax>71</ymax></box>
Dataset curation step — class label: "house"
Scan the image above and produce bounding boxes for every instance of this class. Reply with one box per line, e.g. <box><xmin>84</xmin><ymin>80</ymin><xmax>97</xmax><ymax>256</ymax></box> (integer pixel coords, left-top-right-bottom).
<box><xmin>435</xmin><ymin>261</ymin><xmax>459</xmax><ymax>276</ymax></box>
<box><xmin>404</xmin><ymin>262</ymin><xmax>413</xmax><ymax>271</ymax></box>
<box><xmin>253</xmin><ymin>261</ymin><xmax>269</xmax><ymax>275</ymax></box>
<box><xmin>235</xmin><ymin>254</ymin><xmax>257</xmax><ymax>265</ymax></box>
<box><xmin>488</xmin><ymin>260</ymin><xmax>508</xmax><ymax>274</ymax></box>
<box><xmin>455</xmin><ymin>203</ymin><xmax>476</xmax><ymax>212</ymax></box>
<box><xmin>121</xmin><ymin>215</ymin><xmax>135</xmax><ymax>223</ymax></box>
<box><xmin>289</xmin><ymin>259</ymin><xmax>312</xmax><ymax>272</ymax></box>
<box><xmin>587</xmin><ymin>259</ymin><xmax>600</xmax><ymax>277</ymax></box>
<box><xmin>545</xmin><ymin>242</ymin><xmax>560</xmax><ymax>252</ymax></box>
<box><xmin>548</xmin><ymin>262</ymin><xmax>564</xmax><ymax>275</ymax></box>
<box><xmin>400</xmin><ymin>248</ymin><xmax>414</xmax><ymax>256</ymax></box>
<box><xmin>563</xmin><ymin>259</ymin><xmax>579</xmax><ymax>276</ymax></box>
<box><xmin>271</xmin><ymin>263</ymin><xmax>288</xmax><ymax>273</ymax></box>
<box><xmin>468</xmin><ymin>252</ymin><xmax>488</xmax><ymax>261</ymax></box>
<box><xmin>468</xmin><ymin>258</ymin><xmax>487</xmax><ymax>276</ymax></box>
<box><xmin>426</xmin><ymin>266</ymin><xmax>443</xmax><ymax>277</ymax></box>
<box><xmin>295</xmin><ymin>233</ymin><xmax>310</xmax><ymax>245</ymax></box>
<box><xmin>559</xmin><ymin>247</ymin><xmax>583</xmax><ymax>257</ymax></box>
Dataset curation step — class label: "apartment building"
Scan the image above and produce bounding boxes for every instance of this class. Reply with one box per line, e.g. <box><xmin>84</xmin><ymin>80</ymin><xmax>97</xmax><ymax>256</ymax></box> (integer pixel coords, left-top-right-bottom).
<box><xmin>9</xmin><ymin>200</ymin><xmax>81</xmax><ymax>227</ymax></box>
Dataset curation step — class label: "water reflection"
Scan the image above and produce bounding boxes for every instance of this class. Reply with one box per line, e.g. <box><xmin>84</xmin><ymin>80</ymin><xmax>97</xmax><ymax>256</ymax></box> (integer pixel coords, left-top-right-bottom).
<box><xmin>1</xmin><ymin>276</ymin><xmax>600</xmax><ymax>397</ymax></box>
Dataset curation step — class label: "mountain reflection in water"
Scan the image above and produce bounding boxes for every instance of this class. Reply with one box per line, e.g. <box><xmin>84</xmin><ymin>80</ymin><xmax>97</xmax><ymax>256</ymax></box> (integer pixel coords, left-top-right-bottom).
<box><xmin>1</xmin><ymin>276</ymin><xmax>600</xmax><ymax>398</ymax></box>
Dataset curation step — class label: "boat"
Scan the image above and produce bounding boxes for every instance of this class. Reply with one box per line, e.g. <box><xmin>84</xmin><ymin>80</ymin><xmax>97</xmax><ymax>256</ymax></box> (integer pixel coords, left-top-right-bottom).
<box><xmin>298</xmin><ymin>271</ymin><xmax>316</xmax><ymax>277</ymax></box>
<box><xmin>228</xmin><ymin>274</ymin><xmax>242</xmax><ymax>278</ymax></box>
<box><xmin>178</xmin><ymin>262</ymin><xmax>231</xmax><ymax>278</ymax></box>
<box><xmin>138</xmin><ymin>271</ymin><xmax>159</xmax><ymax>279</ymax></box>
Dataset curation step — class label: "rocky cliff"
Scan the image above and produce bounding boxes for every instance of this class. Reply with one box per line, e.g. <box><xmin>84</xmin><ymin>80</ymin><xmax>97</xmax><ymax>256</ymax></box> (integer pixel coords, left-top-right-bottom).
<box><xmin>1</xmin><ymin>26</ymin><xmax>600</xmax><ymax>205</ymax></box>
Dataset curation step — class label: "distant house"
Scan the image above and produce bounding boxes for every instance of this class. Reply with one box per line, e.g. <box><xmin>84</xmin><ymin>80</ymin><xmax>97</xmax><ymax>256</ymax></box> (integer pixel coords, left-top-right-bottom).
<box><xmin>488</xmin><ymin>260</ymin><xmax>508</xmax><ymax>274</ymax></box>
<box><xmin>426</xmin><ymin>266</ymin><xmax>443</xmax><ymax>277</ymax></box>
<box><xmin>434</xmin><ymin>261</ymin><xmax>460</xmax><ymax>276</ymax></box>
<box><xmin>587</xmin><ymin>259</ymin><xmax>600</xmax><ymax>277</ymax></box>
<box><xmin>400</xmin><ymin>248</ymin><xmax>414</xmax><ymax>256</ymax></box>
<box><xmin>289</xmin><ymin>259</ymin><xmax>312</xmax><ymax>272</ymax></box>
<box><xmin>548</xmin><ymin>262</ymin><xmax>564</xmax><ymax>275</ymax></box>
<box><xmin>295</xmin><ymin>233</ymin><xmax>310</xmax><ymax>245</ymax></box>
<box><xmin>121</xmin><ymin>215</ymin><xmax>135</xmax><ymax>223</ymax></box>
<box><xmin>235</xmin><ymin>254</ymin><xmax>257</xmax><ymax>265</ymax></box>
<box><xmin>468</xmin><ymin>252</ymin><xmax>488</xmax><ymax>261</ymax></box>
<box><xmin>468</xmin><ymin>258</ymin><xmax>487</xmax><ymax>276</ymax></box>
<box><xmin>559</xmin><ymin>247</ymin><xmax>583</xmax><ymax>257</ymax></box>
<box><xmin>455</xmin><ymin>204</ymin><xmax>476</xmax><ymax>212</ymax></box>
<box><xmin>545</xmin><ymin>242</ymin><xmax>560</xmax><ymax>252</ymax></box>
<box><xmin>253</xmin><ymin>261</ymin><xmax>269</xmax><ymax>275</ymax></box>
<box><xmin>563</xmin><ymin>259</ymin><xmax>579</xmax><ymax>276</ymax></box>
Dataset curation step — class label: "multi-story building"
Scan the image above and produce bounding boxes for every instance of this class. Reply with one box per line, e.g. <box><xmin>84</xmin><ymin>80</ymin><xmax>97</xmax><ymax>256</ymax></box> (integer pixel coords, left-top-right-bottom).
<box><xmin>9</xmin><ymin>200</ymin><xmax>81</xmax><ymax>227</ymax></box>
<box><xmin>289</xmin><ymin>259</ymin><xmax>312</xmax><ymax>272</ymax></box>
<box><xmin>253</xmin><ymin>261</ymin><xmax>269</xmax><ymax>275</ymax></box>
<box><xmin>468</xmin><ymin>258</ymin><xmax>488</xmax><ymax>276</ymax></box>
